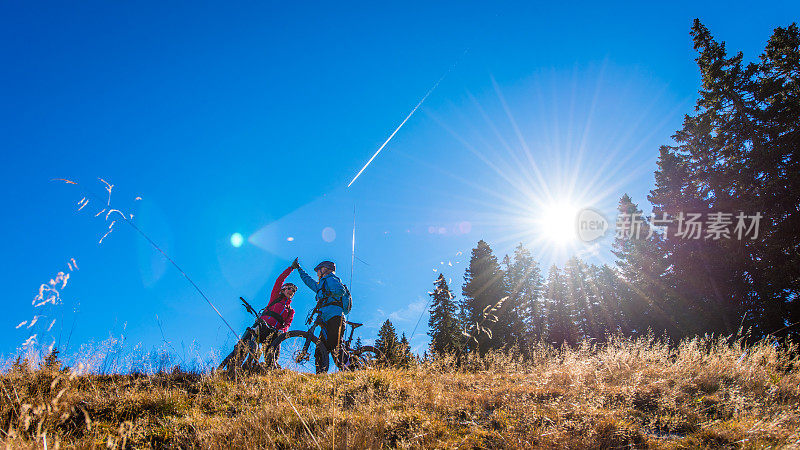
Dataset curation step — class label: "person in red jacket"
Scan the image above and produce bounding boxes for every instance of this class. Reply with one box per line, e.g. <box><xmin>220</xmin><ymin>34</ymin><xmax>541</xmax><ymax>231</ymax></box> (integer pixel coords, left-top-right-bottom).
<box><xmin>220</xmin><ymin>263</ymin><xmax>297</xmax><ymax>371</ymax></box>
<box><xmin>260</xmin><ymin>265</ymin><xmax>297</xmax><ymax>332</ymax></box>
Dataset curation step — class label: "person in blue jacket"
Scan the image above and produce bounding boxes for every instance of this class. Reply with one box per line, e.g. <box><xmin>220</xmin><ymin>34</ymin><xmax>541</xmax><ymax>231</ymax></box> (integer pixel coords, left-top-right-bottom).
<box><xmin>293</xmin><ymin>259</ymin><xmax>349</xmax><ymax>373</ymax></box>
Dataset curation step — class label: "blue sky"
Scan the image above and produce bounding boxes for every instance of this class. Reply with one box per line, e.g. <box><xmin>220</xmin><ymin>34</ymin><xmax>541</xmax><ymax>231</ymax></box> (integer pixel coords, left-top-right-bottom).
<box><xmin>2</xmin><ymin>1</ymin><xmax>798</xmax><ymax>361</ymax></box>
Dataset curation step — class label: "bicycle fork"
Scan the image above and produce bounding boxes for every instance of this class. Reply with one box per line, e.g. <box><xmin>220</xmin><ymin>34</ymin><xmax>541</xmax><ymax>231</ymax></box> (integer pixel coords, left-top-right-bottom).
<box><xmin>295</xmin><ymin>323</ymin><xmax>321</xmax><ymax>364</ymax></box>
<box><xmin>295</xmin><ymin>337</ymin><xmax>313</xmax><ymax>364</ymax></box>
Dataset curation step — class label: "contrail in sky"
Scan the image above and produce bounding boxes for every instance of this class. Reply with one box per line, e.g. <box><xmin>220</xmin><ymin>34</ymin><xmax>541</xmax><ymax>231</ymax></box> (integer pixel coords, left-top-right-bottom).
<box><xmin>347</xmin><ymin>60</ymin><xmax>461</xmax><ymax>188</ymax></box>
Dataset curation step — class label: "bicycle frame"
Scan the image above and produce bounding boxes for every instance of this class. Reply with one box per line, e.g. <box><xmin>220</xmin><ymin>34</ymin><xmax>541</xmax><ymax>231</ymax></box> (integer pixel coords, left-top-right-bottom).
<box><xmin>297</xmin><ymin>317</ymin><xmax>359</xmax><ymax>363</ymax></box>
<box><xmin>234</xmin><ymin>298</ymin><xmax>366</xmax><ymax>371</ymax></box>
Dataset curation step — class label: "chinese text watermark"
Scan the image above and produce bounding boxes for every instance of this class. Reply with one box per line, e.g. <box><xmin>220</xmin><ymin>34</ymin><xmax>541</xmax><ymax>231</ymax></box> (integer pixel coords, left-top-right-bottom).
<box><xmin>576</xmin><ymin>209</ymin><xmax>763</xmax><ymax>243</ymax></box>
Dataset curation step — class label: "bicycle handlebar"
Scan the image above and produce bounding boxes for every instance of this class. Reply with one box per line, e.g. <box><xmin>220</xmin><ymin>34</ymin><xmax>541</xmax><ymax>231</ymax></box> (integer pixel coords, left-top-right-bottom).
<box><xmin>240</xmin><ymin>297</ymin><xmax>259</xmax><ymax>318</ymax></box>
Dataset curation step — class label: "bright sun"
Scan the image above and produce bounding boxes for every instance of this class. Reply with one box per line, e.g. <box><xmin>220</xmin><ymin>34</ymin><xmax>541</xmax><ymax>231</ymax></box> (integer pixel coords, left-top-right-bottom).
<box><xmin>538</xmin><ymin>203</ymin><xmax>579</xmax><ymax>244</ymax></box>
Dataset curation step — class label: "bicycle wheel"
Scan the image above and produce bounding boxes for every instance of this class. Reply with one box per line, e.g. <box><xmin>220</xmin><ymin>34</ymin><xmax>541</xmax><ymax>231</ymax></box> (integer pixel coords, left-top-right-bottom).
<box><xmin>350</xmin><ymin>346</ymin><xmax>385</xmax><ymax>370</ymax></box>
<box><xmin>219</xmin><ymin>328</ymin><xmax>260</xmax><ymax>372</ymax></box>
<box><xmin>267</xmin><ymin>330</ymin><xmax>326</xmax><ymax>373</ymax></box>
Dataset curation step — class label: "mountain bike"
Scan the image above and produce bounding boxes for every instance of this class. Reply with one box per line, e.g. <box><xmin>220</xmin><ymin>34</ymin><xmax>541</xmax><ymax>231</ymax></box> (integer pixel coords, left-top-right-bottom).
<box><xmin>222</xmin><ymin>297</ymin><xmax>383</xmax><ymax>373</ymax></box>
<box><xmin>266</xmin><ymin>313</ymin><xmax>384</xmax><ymax>373</ymax></box>
<box><xmin>217</xmin><ymin>297</ymin><xmax>277</xmax><ymax>372</ymax></box>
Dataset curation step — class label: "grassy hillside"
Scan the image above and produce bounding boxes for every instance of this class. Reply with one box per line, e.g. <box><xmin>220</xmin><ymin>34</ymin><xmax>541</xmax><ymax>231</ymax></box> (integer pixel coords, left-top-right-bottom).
<box><xmin>2</xmin><ymin>335</ymin><xmax>798</xmax><ymax>448</ymax></box>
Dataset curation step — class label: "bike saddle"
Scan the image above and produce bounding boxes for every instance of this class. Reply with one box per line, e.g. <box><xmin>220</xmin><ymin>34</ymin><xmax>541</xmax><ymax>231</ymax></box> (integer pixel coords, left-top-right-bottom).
<box><xmin>346</xmin><ymin>321</ymin><xmax>363</xmax><ymax>329</ymax></box>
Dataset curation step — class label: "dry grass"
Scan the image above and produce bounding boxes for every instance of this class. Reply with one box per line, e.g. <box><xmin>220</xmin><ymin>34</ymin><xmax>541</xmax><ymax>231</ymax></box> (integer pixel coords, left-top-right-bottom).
<box><xmin>2</xmin><ymin>335</ymin><xmax>798</xmax><ymax>449</ymax></box>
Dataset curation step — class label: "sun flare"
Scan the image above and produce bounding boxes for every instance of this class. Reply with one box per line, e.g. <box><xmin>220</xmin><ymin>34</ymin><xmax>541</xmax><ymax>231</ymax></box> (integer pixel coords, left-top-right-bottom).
<box><xmin>538</xmin><ymin>203</ymin><xmax>579</xmax><ymax>245</ymax></box>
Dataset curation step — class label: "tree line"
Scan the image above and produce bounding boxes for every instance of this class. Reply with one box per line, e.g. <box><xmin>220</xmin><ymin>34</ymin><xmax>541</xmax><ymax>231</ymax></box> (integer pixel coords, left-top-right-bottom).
<box><xmin>418</xmin><ymin>20</ymin><xmax>800</xmax><ymax>358</ymax></box>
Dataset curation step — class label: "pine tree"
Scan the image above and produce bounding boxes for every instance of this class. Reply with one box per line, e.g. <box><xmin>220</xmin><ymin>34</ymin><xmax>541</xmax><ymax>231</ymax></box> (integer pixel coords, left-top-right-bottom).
<box><xmin>590</xmin><ymin>264</ymin><xmax>629</xmax><ymax>340</ymax></box>
<box><xmin>461</xmin><ymin>240</ymin><xmax>508</xmax><ymax>353</ymax></box>
<box><xmin>376</xmin><ymin>319</ymin><xmax>400</xmax><ymax>365</ymax></box>
<box><xmin>611</xmin><ymin>194</ymin><xmax>681</xmax><ymax>338</ymax></box>
<box><xmin>500</xmin><ymin>254</ymin><xmax>521</xmax><ymax>348</ymax></box>
<box><xmin>648</xmin><ymin>20</ymin><xmax>800</xmax><ymax>339</ymax></box>
<box><xmin>564</xmin><ymin>257</ymin><xmax>594</xmax><ymax>341</ymax></box>
<box><xmin>399</xmin><ymin>333</ymin><xmax>414</xmax><ymax>367</ymax></box>
<box><xmin>428</xmin><ymin>274</ymin><xmax>461</xmax><ymax>356</ymax></box>
<box><xmin>42</xmin><ymin>347</ymin><xmax>62</xmax><ymax>370</ymax></box>
<box><xmin>504</xmin><ymin>244</ymin><xmax>544</xmax><ymax>354</ymax></box>
<box><xmin>544</xmin><ymin>265</ymin><xmax>576</xmax><ymax>347</ymax></box>
<box><xmin>353</xmin><ymin>337</ymin><xmax>363</xmax><ymax>352</ymax></box>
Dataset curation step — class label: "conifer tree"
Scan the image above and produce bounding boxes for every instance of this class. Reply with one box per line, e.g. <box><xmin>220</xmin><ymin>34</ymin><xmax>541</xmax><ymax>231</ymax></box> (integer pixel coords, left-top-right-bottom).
<box><xmin>590</xmin><ymin>264</ymin><xmax>629</xmax><ymax>340</ymax></box>
<box><xmin>428</xmin><ymin>274</ymin><xmax>461</xmax><ymax>355</ymax></box>
<box><xmin>648</xmin><ymin>20</ymin><xmax>800</xmax><ymax>339</ymax></box>
<box><xmin>611</xmin><ymin>194</ymin><xmax>680</xmax><ymax>338</ymax></box>
<box><xmin>564</xmin><ymin>257</ymin><xmax>594</xmax><ymax>341</ymax></box>
<box><xmin>462</xmin><ymin>240</ymin><xmax>508</xmax><ymax>352</ymax></box>
<box><xmin>376</xmin><ymin>319</ymin><xmax>400</xmax><ymax>365</ymax></box>
<box><xmin>399</xmin><ymin>333</ymin><xmax>414</xmax><ymax>367</ymax></box>
<box><xmin>544</xmin><ymin>265</ymin><xmax>576</xmax><ymax>346</ymax></box>
<box><xmin>504</xmin><ymin>244</ymin><xmax>544</xmax><ymax>353</ymax></box>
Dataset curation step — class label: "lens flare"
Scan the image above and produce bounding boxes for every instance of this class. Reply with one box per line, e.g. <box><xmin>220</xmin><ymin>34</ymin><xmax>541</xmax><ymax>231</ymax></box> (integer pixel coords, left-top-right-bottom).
<box><xmin>322</xmin><ymin>227</ymin><xmax>336</xmax><ymax>243</ymax></box>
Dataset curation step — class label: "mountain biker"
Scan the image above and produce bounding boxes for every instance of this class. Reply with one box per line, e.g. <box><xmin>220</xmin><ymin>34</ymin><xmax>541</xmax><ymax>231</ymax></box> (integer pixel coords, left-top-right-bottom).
<box><xmin>293</xmin><ymin>259</ymin><xmax>348</xmax><ymax>374</ymax></box>
<box><xmin>220</xmin><ymin>263</ymin><xmax>297</xmax><ymax>370</ymax></box>
<box><xmin>261</xmin><ymin>265</ymin><xmax>297</xmax><ymax>333</ymax></box>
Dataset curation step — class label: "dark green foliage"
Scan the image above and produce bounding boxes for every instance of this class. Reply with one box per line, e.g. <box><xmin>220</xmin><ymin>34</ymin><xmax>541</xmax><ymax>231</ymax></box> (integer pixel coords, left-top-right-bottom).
<box><xmin>504</xmin><ymin>244</ymin><xmax>545</xmax><ymax>352</ymax></box>
<box><xmin>376</xmin><ymin>319</ymin><xmax>404</xmax><ymax>366</ymax></box>
<box><xmin>42</xmin><ymin>347</ymin><xmax>63</xmax><ymax>371</ymax></box>
<box><xmin>398</xmin><ymin>333</ymin><xmax>415</xmax><ymax>367</ymax></box>
<box><xmin>590</xmin><ymin>264</ymin><xmax>630</xmax><ymax>338</ymax></box>
<box><xmin>612</xmin><ymin>194</ymin><xmax>685</xmax><ymax>338</ymax></box>
<box><xmin>461</xmin><ymin>240</ymin><xmax>509</xmax><ymax>353</ymax></box>
<box><xmin>544</xmin><ymin>265</ymin><xmax>576</xmax><ymax>347</ymax></box>
<box><xmin>647</xmin><ymin>20</ymin><xmax>800</xmax><ymax>339</ymax></box>
<box><xmin>428</xmin><ymin>274</ymin><xmax>461</xmax><ymax>356</ymax></box>
<box><xmin>353</xmin><ymin>337</ymin><xmax>363</xmax><ymax>352</ymax></box>
<box><xmin>459</xmin><ymin>296</ymin><xmax>507</xmax><ymax>356</ymax></box>
<box><xmin>427</xmin><ymin>21</ymin><xmax>800</xmax><ymax>355</ymax></box>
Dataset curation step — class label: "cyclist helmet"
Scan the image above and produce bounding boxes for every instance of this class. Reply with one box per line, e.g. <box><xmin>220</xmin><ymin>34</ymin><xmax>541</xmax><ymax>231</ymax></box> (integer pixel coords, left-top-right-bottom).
<box><xmin>314</xmin><ymin>261</ymin><xmax>336</xmax><ymax>272</ymax></box>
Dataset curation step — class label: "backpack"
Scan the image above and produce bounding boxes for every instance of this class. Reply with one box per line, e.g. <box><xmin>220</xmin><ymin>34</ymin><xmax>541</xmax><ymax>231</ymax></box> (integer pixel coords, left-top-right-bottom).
<box><xmin>320</xmin><ymin>275</ymin><xmax>353</xmax><ymax>315</ymax></box>
<box><xmin>340</xmin><ymin>283</ymin><xmax>353</xmax><ymax>315</ymax></box>
<box><xmin>260</xmin><ymin>297</ymin><xmax>291</xmax><ymax>329</ymax></box>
